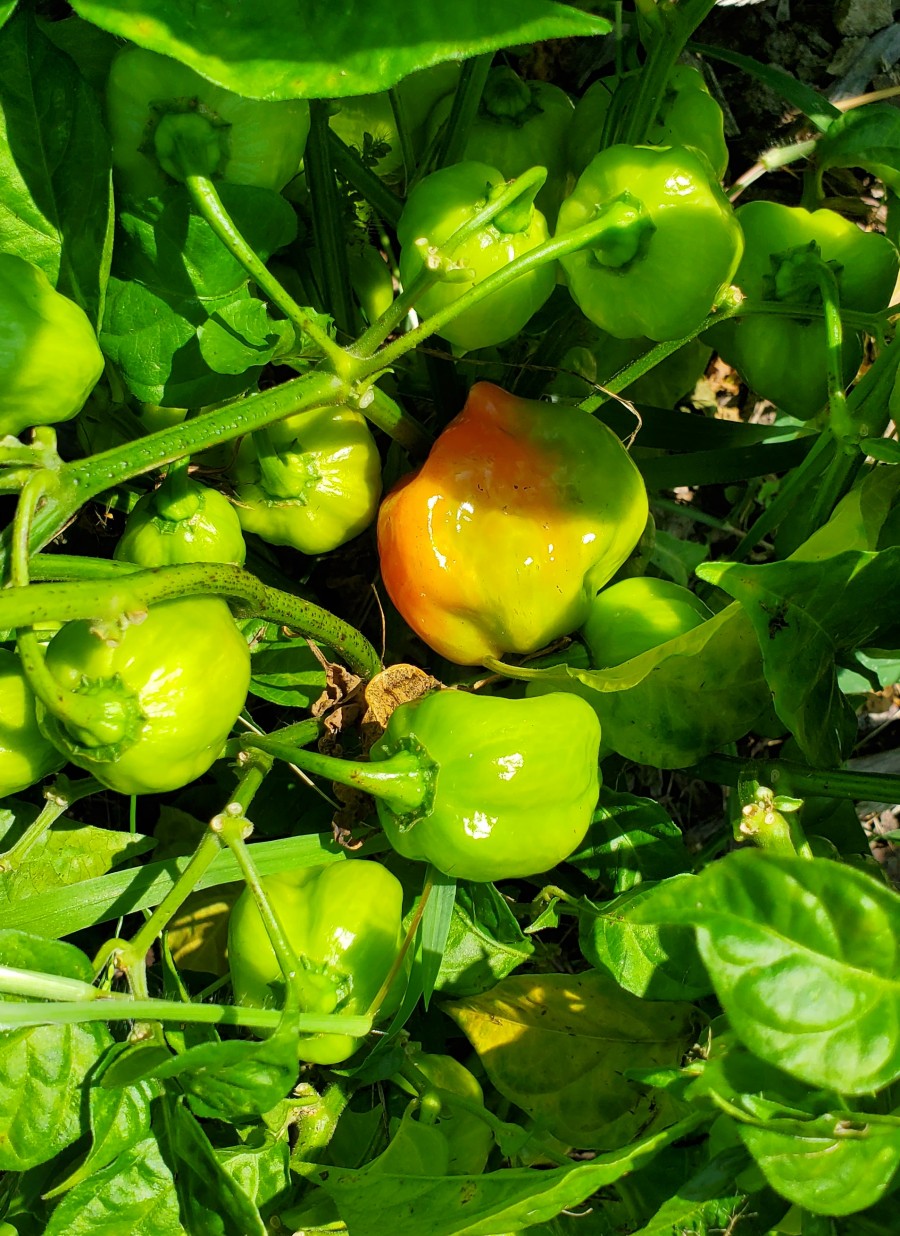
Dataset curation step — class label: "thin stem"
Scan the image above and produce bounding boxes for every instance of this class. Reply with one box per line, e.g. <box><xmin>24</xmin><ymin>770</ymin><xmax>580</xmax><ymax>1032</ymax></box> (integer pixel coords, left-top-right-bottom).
<box><xmin>307</xmin><ymin>100</ymin><xmax>356</xmax><ymax>338</ymax></box>
<box><xmin>431</xmin><ymin>53</ymin><xmax>491</xmax><ymax>171</ymax></box>
<box><xmin>0</xmin><ymin>564</ymin><xmax>381</xmax><ymax>680</ymax></box>
<box><xmin>0</xmin><ymin>997</ymin><xmax>371</xmax><ymax>1035</ymax></box>
<box><xmin>367</xmin><ymin>869</ymin><xmax>434</xmax><ymax>1020</ymax></box>
<box><xmin>363</xmin><ymin>385</ymin><xmax>432</xmax><ymax>454</ymax></box>
<box><xmin>238</xmin><ymin>734</ymin><xmax>428</xmax><ymax>815</ymax></box>
<box><xmin>730</xmin><ymin>431</ymin><xmax>835</xmax><ymax>562</ymax></box>
<box><xmin>350</xmin><ymin>166</ymin><xmax>549</xmax><ymax>361</ymax></box>
<box><xmin>812</xmin><ymin>260</ymin><xmax>851</xmax><ymax>443</ymax></box>
<box><xmin>185</xmin><ymin>173</ymin><xmax>348</xmax><ymax>374</ymax></box>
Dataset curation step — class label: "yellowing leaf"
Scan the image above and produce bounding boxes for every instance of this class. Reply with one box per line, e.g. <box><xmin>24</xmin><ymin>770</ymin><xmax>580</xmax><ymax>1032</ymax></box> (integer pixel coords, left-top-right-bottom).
<box><xmin>444</xmin><ymin>971</ymin><xmax>697</xmax><ymax>1150</ymax></box>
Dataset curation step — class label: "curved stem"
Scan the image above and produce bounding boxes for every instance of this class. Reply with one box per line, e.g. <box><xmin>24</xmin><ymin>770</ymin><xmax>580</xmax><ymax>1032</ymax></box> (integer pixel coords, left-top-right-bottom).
<box><xmin>0</xmin><ymin>564</ymin><xmax>382</xmax><ymax>680</ymax></box>
<box><xmin>239</xmin><ymin>734</ymin><xmax>428</xmax><ymax>815</ymax></box>
<box><xmin>185</xmin><ymin>173</ymin><xmax>348</xmax><ymax>375</ymax></box>
<box><xmin>350</xmin><ymin>165</ymin><xmax>549</xmax><ymax>361</ymax></box>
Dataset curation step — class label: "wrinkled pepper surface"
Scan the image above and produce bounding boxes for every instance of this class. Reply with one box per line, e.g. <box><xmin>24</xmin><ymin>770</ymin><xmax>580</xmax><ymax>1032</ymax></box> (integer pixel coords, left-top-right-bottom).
<box><xmin>377</xmin><ymin>382</ymin><xmax>648</xmax><ymax>665</ymax></box>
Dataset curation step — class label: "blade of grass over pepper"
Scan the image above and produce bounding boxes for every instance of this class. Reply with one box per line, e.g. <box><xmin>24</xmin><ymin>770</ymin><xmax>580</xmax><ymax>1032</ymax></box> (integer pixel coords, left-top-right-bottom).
<box><xmin>0</xmin><ymin>564</ymin><xmax>381</xmax><ymax>679</ymax></box>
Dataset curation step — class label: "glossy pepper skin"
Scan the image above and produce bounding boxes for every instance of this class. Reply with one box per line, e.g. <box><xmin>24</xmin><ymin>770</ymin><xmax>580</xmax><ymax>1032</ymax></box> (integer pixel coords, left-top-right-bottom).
<box><xmin>40</xmin><ymin>597</ymin><xmax>251</xmax><ymax>796</ymax></box>
<box><xmin>397</xmin><ymin>161</ymin><xmax>556</xmax><ymax>351</ymax></box>
<box><xmin>0</xmin><ymin>255</ymin><xmax>104</xmax><ymax>439</ymax></box>
<box><xmin>228</xmin><ymin>860</ymin><xmax>406</xmax><ymax>1065</ymax></box>
<box><xmin>369</xmin><ymin>690</ymin><xmax>601</xmax><ymax>883</ymax></box>
<box><xmin>704</xmin><ymin>202</ymin><xmax>900</xmax><ymax>419</ymax></box>
<box><xmin>426</xmin><ymin>68</ymin><xmax>574</xmax><ymax>224</ymax></box>
<box><xmin>0</xmin><ymin>649</ymin><xmax>65</xmax><ymax>798</ymax></box>
<box><xmin>556</xmin><ymin>144</ymin><xmax>743</xmax><ymax>341</ymax></box>
<box><xmin>114</xmin><ymin>471</ymin><xmax>246</xmax><ymax>567</ymax></box>
<box><xmin>377</xmin><ymin>382</ymin><xmax>648</xmax><ymax>665</ymax></box>
<box><xmin>106</xmin><ymin>46</ymin><xmax>310</xmax><ymax>198</ymax></box>
<box><xmin>581</xmin><ymin>577</ymin><xmax>712</xmax><ymax>669</ymax></box>
<box><xmin>401</xmin><ymin>1052</ymin><xmax>494</xmax><ymax>1174</ymax></box>
<box><xmin>230</xmin><ymin>405</ymin><xmax>383</xmax><ymax>555</ymax></box>
<box><xmin>568</xmin><ymin>66</ymin><xmax>728</xmax><ymax>181</ymax></box>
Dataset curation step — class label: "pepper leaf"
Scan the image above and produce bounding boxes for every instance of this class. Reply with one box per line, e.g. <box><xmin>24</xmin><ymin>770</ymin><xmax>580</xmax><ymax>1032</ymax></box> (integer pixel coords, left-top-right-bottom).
<box><xmin>444</xmin><ymin>971</ymin><xmax>697</xmax><ymax>1150</ymax></box>
<box><xmin>68</xmin><ymin>1</ymin><xmax>610</xmax><ymax>100</ymax></box>
<box><xmin>0</xmin><ymin>10</ymin><xmax>113</xmax><ymax>323</ymax></box>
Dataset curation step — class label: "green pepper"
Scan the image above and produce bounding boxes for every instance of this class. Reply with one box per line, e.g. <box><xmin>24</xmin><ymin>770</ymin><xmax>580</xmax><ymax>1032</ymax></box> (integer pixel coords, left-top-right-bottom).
<box><xmin>581</xmin><ymin>577</ymin><xmax>712</xmax><ymax>668</ymax></box>
<box><xmin>397</xmin><ymin>162</ymin><xmax>556</xmax><ymax>351</ymax></box>
<box><xmin>377</xmin><ymin>382</ymin><xmax>648</xmax><ymax>665</ymax></box>
<box><xmin>229</xmin><ymin>405</ymin><xmax>383</xmax><ymax>555</ymax></box>
<box><xmin>228</xmin><ymin>860</ymin><xmax>406</xmax><ymax>1064</ymax></box>
<box><xmin>400</xmin><ymin>1052</ymin><xmax>494</xmax><ymax>1174</ymax></box>
<box><xmin>368</xmin><ymin>690</ymin><xmax>601</xmax><ymax>883</ymax></box>
<box><xmin>425</xmin><ymin>67</ymin><xmax>574</xmax><ymax>223</ymax></box>
<box><xmin>0</xmin><ymin>254</ymin><xmax>104</xmax><ymax>439</ymax></box>
<box><xmin>114</xmin><ymin>469</ymin><xmax>246</xmax><ymax>567</ymax></box>
<box><xmin>556</xmin><ymin>144</ymin><xmax>743</xmax><ymax>341</ymax></box>
<box><xmin>105</xmin><ymin>45</ymin><xmax>310</xmax><ymax>198</ymax></box>
<box><xmin>0</xmin><ymin>649</ymin><xmax>65</xmax><ymax>798</ymax></box>
<box><xmin>568</xmin><ymin>66</ymin><xmax>728</xmax><ymax>181</ymax></box>
<box><xmin>38</xmin><ymin>597</ymin><xmax>251</xmax><ymax>796</ymax></box>
<box><xmin>704</xmin><ymin>202</ymin><xmax>900</xmax><ymax>419</ymax></box>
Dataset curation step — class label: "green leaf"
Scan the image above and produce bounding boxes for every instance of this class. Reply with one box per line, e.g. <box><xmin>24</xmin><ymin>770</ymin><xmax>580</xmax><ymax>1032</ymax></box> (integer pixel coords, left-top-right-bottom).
<box><xmin>216</xmin><ymin>1138</ymin><xmax>290</xmax><ymax>1217</ymax></box>
<box><xmin>0</xmin><ymin>9</ymin><xmax>112</xmax><ymax>322</ymax></box>
<box><xmin>44</xmin><ymin>1056</ymin><xmax>155</xmax><ymax>1198</ymax></box>
<box><xmin>633</xmin><ymin>851</ymin><xmax>900</xmax><ymax>1094</ymax></box>
<box><xmin>68</xmin><ymin>1</ymin><xmax>610</xmax><ymax>99</ymax></box>
<box><xmin>568</xmin><ymin>789</ymin><xmax>690</xmax><ymax>891</ymax></box>
<box><xmin>148</xmin><ymin>1028</ymin><xmax>300</xmax><ymax>1121</ymax></box>
<box><xmin>101</xmin><ymin>184</ymin><xmax>297</xmax><ymax>406</ymax></box>
<box><xmin>421</xmin><ymin>870</ymin><xmax>456</xmax><ymax>1007</ymax></box>
<box><xmin>629</xmin><ymin>1147</ymin><xmax>779</xmax><ymax>1236</ymax></box>
<box><xmin>248</xmin><ymin>642</ymin><xmax>328</xmax><ymax>708</ymax></box>
<box><xmin>0</xmin><ymin>5</ymin><xmax>15</xmax><ymax>33</ymax></box>
<box><xmin>0</xmin><ymin>1022</ymin><xmax>110</xmax><ymax>1170</ymax></box>
<box><xmin>197</xmin><ymin>299</ymin><xmax>293</xmax><ymax>375</ymax></box>
<box><xmin>435</xmin><ymin>882</ymin><xmax>534</xmax><ymax>998</ymax></box>
<box><xmin>445</xmin><ymin>971</ymin><xmax>697</xmax><ymax>1150</ymax></box>
<box><xmin>579</xmin><ymin>878</ymin><xmax>712</xmax><ymax>1002</ymax></box>
<box><xmin>864</xmin><ymin>437</ymin><xmax>900</xmax><ymax>464</ymax></box>
<box><xmin>0</xmin><ymin>927</ymin><xmax>93</xmax><ymax>984</ymax></box>
<box><xmin>42</xmin><ymin>1136</ymin><xmax>183</xmax><ymax>1236</ymax></box>
<box><xmin>159</xmin><ymin>1101</ymin><xmax>268</xmax><ymax>1236</ymax></box>
<box><xmin>524</xmin><ymin>603</ymin><xmax>769</xmax><ymax>767</ymax></box>
<box><xmin>297</xmin><ymin>1115</ymin><xmax>705</xmax><ymax>1236</ymax></box>
<box><xmin>738</xmin><ymin>1111</ymin><xmax>900</xmax><ymax>1217</ymax></box>
<box><xmin>698</xmin><ymin>548</ymin><xmax>900</xmax><ymax>765</ymax></box>
<box><xmin>0</xmin><ymin>809</ymin><xmax>154</xmax><ymax>904</ymax></box>
<box><xmin>813</xmin><ymin>104</ymin><xmax>900</xmax><ymax>196</ymax></box>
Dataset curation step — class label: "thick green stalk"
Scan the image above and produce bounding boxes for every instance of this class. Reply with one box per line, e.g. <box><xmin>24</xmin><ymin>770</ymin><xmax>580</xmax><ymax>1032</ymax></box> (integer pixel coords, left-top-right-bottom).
<box><xmin>0</xmin><ymin>564</ymin><xmax>381</xmax><ymax>680</ymax></box>
<box><xmin>0</xmin><ymin>370</ymin><xmax>348</xmax><ymax>579</ymax></box>
<box><xmin>692</xmin><ymin>752</ymin><xmax>900</xmax><ymax>803</ymax></box>
<box><xmin>239</xmin><ymin>734</ymin><xmax>428</xmax><ymax>815</ymax></box>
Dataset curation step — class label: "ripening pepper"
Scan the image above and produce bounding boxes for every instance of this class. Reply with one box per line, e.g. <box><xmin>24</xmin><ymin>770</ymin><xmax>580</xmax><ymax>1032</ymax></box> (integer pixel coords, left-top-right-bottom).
<box><xmin>704</xmin><ymin>202</ymin><xmax>900</xmax><ymax>419</ymax></box>
<box><xmin>567</xmin><ymin>66</ymin><xmax>728</xmax><ymax>181</ymax></box>
<box><xmin>581</xmin><ymin>577</ymin><xmax>712</xmax><ymax>669</ymax></box>
<box><xmin>114</xmin><ymin>469</ymin><xmax>246</xmax><ymax>567</ymax></box>
<box><xmin>229</xmin><ymin>405</ymin><xmax>383</xmax><ymax>555</ymax></box>
<box><xmin>426</xmin><ymin>67</ymin><xmax>574</xmax><ymax>223</ymax></box>
<box><xmin>0</xmin><ymin>255</ymin><xmax>104</xmax><ymax>439</ymax></box>
<box><xmin>397</xmin><ymin>161</ymin><xmax>556</xmax><ymax>351</ymax></box>
<box><xmin>0</xmin><ymin>649</ymin><xmax>65</xmax><ymax>798</ymax></box>
<box><xmin>368</xmin><ymin>690</ymin><xmax>601</xmax><ymax>882</ymax></box>
<box><xmin>556</xmin><ymin>144</ymin><xmax>743</xmax><ymax>341</ymax></box>
<box><xmin>228</xmin><ymin>860</ymin><xmax>406</xmax><ymax>1064</ymax></box>
<box><xmin>38</xmin><ymin>597</ymin><xmax>251</xmax><ymax>796</ymax></box>
<box><xmin>377</xmin><ymin>382</ymin><xmax>648</xmax><ymax>665</ymax></box>
<box><xmin>106</xmin><ymin>46</ymin><xmax>310</xmax><ymax>198</ymax></box>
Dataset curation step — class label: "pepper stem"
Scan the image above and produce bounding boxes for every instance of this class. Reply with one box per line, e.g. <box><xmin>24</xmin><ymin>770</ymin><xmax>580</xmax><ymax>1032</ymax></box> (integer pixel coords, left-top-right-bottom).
<box><xmin>239</xmin><ymin>734</ymin><xmax>430</xmax><ymax>816</ymax></box>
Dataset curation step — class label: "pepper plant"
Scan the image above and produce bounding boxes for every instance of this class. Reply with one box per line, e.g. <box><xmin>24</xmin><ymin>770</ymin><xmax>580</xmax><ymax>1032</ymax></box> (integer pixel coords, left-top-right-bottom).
<box><xmin>1</xmin><ymin>0</ymin><xmax>900</xmax><ymax>1231</ymax></box>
